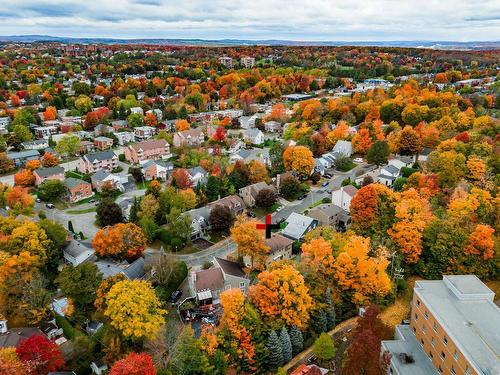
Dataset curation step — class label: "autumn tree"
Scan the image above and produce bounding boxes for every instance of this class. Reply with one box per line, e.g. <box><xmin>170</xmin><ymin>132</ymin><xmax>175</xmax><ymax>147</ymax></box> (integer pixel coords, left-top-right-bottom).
<box><xmin>313</xmin><ymin>333</ymin><xmax>336</xmax><ymax>363</ymax></box>
<box><xmin>16</xmin><ymin>335</ymin><xmax>65</xmax><ymax>374</ymax></box>
<box><xmin>367</xmin><ymin>140</ymin><xmax>390</xmax><ymax>166</ymax></box>
<box><xmin>92</xmin><ymin>223</ymin><xmax>147</xmax><ymax>260</ymax></box>
<box><xmin>397</xmin><ymin>125</ymin><xmax>422</xmax><ymax>157</ymax></box>
<box><xmin>104</xmin><ymin>279</ymin><xmax>166</xmax><ymax>340</ymax></box>
<box><xmin>352</xmin><ymin>128</ymin><xmax>372</xmax><ymax>154</ymax></box>
<box><xmin>144</xmin><ymin>112</ymin><xmax>158</xmax><ymax>127</ymax></box>
<box><xmin>175</xmin><ymin>119</ymin><xmax>190</xmax><ymax>131</ymax></box>
<box><xmin>25</xmin><ymin>159</ymin><xmax>41</xmax><ymax>170</ymax></box>
<box><xmin>96</xmin><ymin>198</ymin><xmax>124</xmax><ymax>227</ymax></box>
<box><xmin>14</xmin><ymin>169</ymin><xmax>35</xmax><ymax>187</ymax></box>
<box><xmin>41</xmin><ymin>152</ymin><xmax>59</xmax><ymax>167</ymax></box>
<box><xmin>5</xmin><ymin>186</ymin><xmax>34</xmax><ymax>214</ymax></box>
<box><xmin>0</xmin><ymin>347</ymin><xmax>27</xmax><ymax>375</ymax></box>
<box><xmin>230</xmin><ymin>215</ymin><xmax>270</xmax><ymax>269</ymax></box>
<box><xmin>110</xmin><ymin>352</ymin><xmax>156</xmax><ymax>375</ymax></box>
<box><xmin>467</xmin><ymin>156</ymin><xmax>486</xmax><ymax>180</ymax></box>
<box><xmin>43</xmin><ymin>106</ymin><xmax>57</xmax><ymax>121</ymax></box>
<box><xmin>388</xmin><ymin>188</ymin><xmax>433</xmax><ymax>264</ymax></box>
<box><xmin>255</xmin><ymin>188</ymin><xmax>277</xmax><ymax>208</ymax></box>
<box><xmin>249</xmin><ymin>264</ymin><xmax>313</xmax><ymax>329</ymax></box>
<box><xmin>95</xmin><ymin>273</ymin><xmax>126</xmax><ymax>314</ymax></box>
<box><xmin>464</xmin><ymin>224</ymin><xmax>495</xmax><ymax>260</ymax></box>
<box><xmin>283</xmin><ymin>145</ymin><xmax>314</xmax><ymax>179</ymax></box>
<box><xmin>209</xmin><ymin>204</ymin><xmax>234</xmax><ymax>230</ymax></box>
<box><xmin>248</xmin><ymin>160</ymin><xmax>269</xmax><ymax>183</ymax></box>
<box><xmin>55</xmin><ymin>134</ymin><xmax>81</xmax><ymax>157</ymax></box>
<box><xmin>172</xmin><ymin>168</ymin><xmax>192</xmax><ymax>189</ymax></box>
<box><xmin>170</xmin><ymin>326</ymin><xmax>211</xmax><ymax>375</ymax></box>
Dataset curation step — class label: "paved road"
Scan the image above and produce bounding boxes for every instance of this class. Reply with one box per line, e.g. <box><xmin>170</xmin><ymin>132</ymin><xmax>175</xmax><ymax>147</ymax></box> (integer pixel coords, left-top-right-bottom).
<box><xmin>168</xmin><ymin>238</ymin><xmax>237</xmax><ymax>267</ymax></box>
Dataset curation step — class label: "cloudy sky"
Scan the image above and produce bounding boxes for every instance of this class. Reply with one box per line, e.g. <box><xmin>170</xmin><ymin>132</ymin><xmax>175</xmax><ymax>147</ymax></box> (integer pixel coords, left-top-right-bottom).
<box><xmin>0</xmin><ymin>0</ymin><xmax>499</xmax><ymax>41</ymax></box>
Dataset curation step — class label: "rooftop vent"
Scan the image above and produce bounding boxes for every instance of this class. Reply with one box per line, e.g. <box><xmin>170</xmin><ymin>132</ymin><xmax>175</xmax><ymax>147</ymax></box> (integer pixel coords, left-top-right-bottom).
<box><xmin>398</xmin><ymin>353</ymin><xmax>415</xmax><ymax>364</ymax></box>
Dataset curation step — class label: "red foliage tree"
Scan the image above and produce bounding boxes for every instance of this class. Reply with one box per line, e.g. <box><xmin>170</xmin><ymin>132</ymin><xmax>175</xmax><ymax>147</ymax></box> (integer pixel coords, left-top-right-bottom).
<box><xmin>16</xmin><ymin>335</ymin><xmax>65</xmax><ymax>375</ymax></box>
<box><xmin>172</xmin><ymin>168</ymin><xmax>192</xmax><ymax>189</ymax></box>
<box><xmin>212</xmin><ymin>126</ymin><xmax>226</xmax><ymax>142</ymax></box>
<box><xmin>109</xmin><ymin>352</ymin><xmax>156</xmax><ymax>375</ymax></box>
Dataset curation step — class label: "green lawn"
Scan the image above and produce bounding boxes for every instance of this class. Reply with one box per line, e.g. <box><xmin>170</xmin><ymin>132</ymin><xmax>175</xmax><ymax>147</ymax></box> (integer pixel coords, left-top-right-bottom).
<box><xmin>66</xmin><ymin>207</ymin><xmax>96</xmax><ymax>214</ymax></box>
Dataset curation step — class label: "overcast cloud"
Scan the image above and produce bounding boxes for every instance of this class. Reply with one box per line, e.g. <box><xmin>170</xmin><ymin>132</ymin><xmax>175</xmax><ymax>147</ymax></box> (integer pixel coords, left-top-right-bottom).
<box><xmin>0</xmin><ymin>0</ymin><xmax>498</xmax><ymax>41</ymax></box>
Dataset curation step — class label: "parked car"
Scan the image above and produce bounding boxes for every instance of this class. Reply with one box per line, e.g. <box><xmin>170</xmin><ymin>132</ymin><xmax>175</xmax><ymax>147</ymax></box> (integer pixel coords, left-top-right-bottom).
<box><xmin>170</xmin><ymin>289</ymin><xmax>183</xmax><ymax>302</ymax></box>
<box><xmin>323</xmin><ymin>173</ymin><xmax>333</xmax><ymax>178</ymax></box>
<box><xmin>246</xmin><ymin>211</ymin><xmax>256</xmax><ymax>218</ymax></box>
<box><xmin>353</xmin><ymin>157</ymin><xmax>364</xmax><ymax>163</ymax></box>
<box><xmin>88</xmin><ymin>199</ymin><xmax>96</xmax><ymax>203</ymax></box>
<box><xmin>275</xmin><ymin>206</ymin><xmax>283</xmax><ymax>212</ymax></box>
<box><xmin>45</xmin><ymin>203</ymin><xmax>55</xmax><ymax>209</ymax></box>
<box><xmin>36</xmin><ymin>198</ymin><xmax>41</xmax><ymax>203</ymax></box>
<box><xmin>321</xmin><ymin>181</ymin><xmax>329</xmax><ymax>187</ymax></box>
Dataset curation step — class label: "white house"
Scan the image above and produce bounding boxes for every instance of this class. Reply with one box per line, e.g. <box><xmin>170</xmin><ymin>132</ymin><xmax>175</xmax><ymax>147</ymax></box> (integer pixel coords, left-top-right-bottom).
<box><xmin>63</xmin><ymin>240</ymin><xmax>95</xmax><ymax>266</ymax></box>
<box><xmin>331</xmin><ymin>185</ymin><xmax>358</xmax><ymax>212</ymax></box>
<box><xmin>114</xmin><ymin>131</ymin><xmax>135</xmax><ymax>146</ymax></box>
<box><xmin>377</xmin><ymin>164</ymin><xmax>401</xmax><ymax>186</ymax></box>
<box><xmin>130</xmin><ymin>106</ymin><xmax>144</xmax><ymax>115</ymax></box>
<box><xmin>244</xmin><ymin>128</ymin><xmax>265</xmax><ymax>145</ymax></box>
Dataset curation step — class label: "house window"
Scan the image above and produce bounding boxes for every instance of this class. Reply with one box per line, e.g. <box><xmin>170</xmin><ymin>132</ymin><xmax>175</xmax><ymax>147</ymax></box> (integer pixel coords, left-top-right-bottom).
<box><xmin>425</xmin><ymin>311</ymin><xmax>429</xmax><ymax>319</ymax></box>
<box><xmin>429</xmin><ymin>352</ymin><xmax>433</xmax><ymax>359</ymax></box>
<box><xmin>443</xmin><ymin>336</ymin><xmax>448</xmax><ymax>345</ymax></box>
<box><xmin>420</xmin><ymin>339</ymin><xmax>424</xmax><ymax>346</ymax></box>
<box><xmin>453</xmin><ymin>351</ymin><xmax>458</xmax><ymax>361</ymax></box>
<box><xmin>431</xmin><ymin>337</ymin><xmax>435</xmax><ymax>347</ymax></box>
<box><xmin>451</xmin><ymin>367</ymin><xmax>456</xmax><ymax>375</ymax></box>
<box><xmin>415</xmin><ymin>313</ymin><xmax>419</xmax><ymax>320</ymax></box>
<box><xmin>417</xmin><ymin>299</ymin><xmax>421</xmax><ymax>306</ymax></box>
<box><xmin>465</xmin><ymin>367</ymin><xmax>470</xmax><ymax>375</ymax></box>
<box><xmin>239</xmin><ymin>281</ymin><xmax>246</xmax><ymax>289</ymax></box>
<box><xmin>433</xmin><ymin>322</ymin><xmax>438</xmax><ymax>332</ymax></box>
<box><xmin>440</xmin><ymin>351</ymin><xmax>445</xmax><ymax>359</ymax></box>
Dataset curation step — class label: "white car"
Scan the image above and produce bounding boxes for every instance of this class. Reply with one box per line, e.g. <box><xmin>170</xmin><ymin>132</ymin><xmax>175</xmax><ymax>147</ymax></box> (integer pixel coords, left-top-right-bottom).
<box><xmin>275</xmin><ymin>206</ymin><xmax>283</xmax><ymax>212</ymax></box>
<box><xmin>353</xmin><ymin>157</ymin><xmax>364</xmax><ymax>163</ymax></box>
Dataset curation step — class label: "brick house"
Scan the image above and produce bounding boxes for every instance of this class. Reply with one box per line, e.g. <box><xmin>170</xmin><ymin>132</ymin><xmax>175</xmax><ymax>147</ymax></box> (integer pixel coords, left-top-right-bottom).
<box><xmin>63</xmin><ymin>177</ymin><xmax>93</xmax><ymax>202</ymax></box>
<box><xmin>172</xmin><ymin>128</ymin><xmax>204</xmax><ymax>148</ymax></box>
<box><xmin>124</xmin><ymin>139</ymin><xmax>171</xmax><ymax>164</ymax></box>
<box><xmin>244</xmin><ymin>233</ymin><xmax>294</xmax><ymax>268</ymax></box>
<box><xmin>239</xmin><ymin>181</ymin><xmax>275</xmax><ymax>207</ymax></box>
<box><xmin>207</xmin><ymin>195</ymin><xmax>245</xmax><ymax>216</ymax></box>
<box><xmin>133</xmin><ymin>126</ymin><xmax>156</xmax><ymax>141</ymax></box>
<box><xmin>78</xmin><ymin>151</ymin><xmax>117</xmax><ymax>174</ymax></box>
<box><xmin>33</xmin><ymin>166</ymin><xmax>65</xmax><ymax>186</ymax></box>
<box><xmin>142</xmin><ymin>160</ymin><xmax>174</xmax><ymax>181</ymax></box>
<box><xmin>93</xmin><ymin>136</ymin><xmax>114</xmax><ymax>150</ymax></box>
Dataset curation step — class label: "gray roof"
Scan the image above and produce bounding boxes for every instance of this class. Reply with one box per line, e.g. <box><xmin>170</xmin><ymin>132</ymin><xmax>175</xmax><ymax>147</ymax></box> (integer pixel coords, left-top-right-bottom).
<box><xmin>378</xmin><ymin>174</ymin><xmax>397</xmax><ymax>181</ymax></box>
<box><xmin>91</xmin><ymin>170</ymin><xmax>112</xmax><ymax>182</ymax></box>
<box><xmin>332</xmin><ymin>140</ymin><xmax>352</xmax><ymax>156</ymax></box>
<box><xmin>94</xmin><ymin>258</ymin><xmax>145</xmax><ymax>280</ymax></box>
<box><xmin>7</xmin><ymin>149</ymin><xmax>40</xmax><ymax>159</ymax></box>
<box><xmin>309</xmin><ymin>203</ymin><xmax>343</xmax><ymax>217</ymax></box>
<box><xmin>63</xmin><ymin>177</ymin><xmax>90</xmax><ymax>190</ymax></box>
<box><xmin>382</xmin><ymin>325</ymin><xmax>436</xmax><ymax>375</ymax></box>
<box><xmin>282</xmin><ymin>212</ymin><xmax>318</xmax><ymax>240</ymax></box>
<box><xmin>412</xmin><ymin>276</ymin><xmax>500</xmax><ymax>374</ymax></box>
<box><xmin>35</xmin><ymin>166</ymin><xmax>65</xmax><ymax>178</ymax></box>
<box><xmin>85</xmin><ymin>150</ymin><xmax>116</xmax><ymax>162</ymax></box>
<box><xmin>123</xmin><ymin>258</ymin><xmax>145</xmax><ymax>280</ymax></box>
<box><xmin>63</xmin><ymin>240</ymin><xmax>94</xmax><ymax>259</ymax></box>
<box><xmin>215</xmin><ymin>257</ymin><xmax>246</xmax><ymax>278</ymax></box>
<box><xmin>0</xmin><ymin>327</ymin><xmax>44</xmax><ymax>348</ymax></box>
<box><xmin>142</xmin><ymin>159</ymin><xmax>173</xmax><ymax>170</ymax></box>
<box><xmin>187</xmin><ymin>166</ymin><xmax>207</xmax><ymax>177</ymax></box>
<box><xmin>245</xmin><ymin>128</ymin><xmax>263</xmax><ymax>137</ymax></box>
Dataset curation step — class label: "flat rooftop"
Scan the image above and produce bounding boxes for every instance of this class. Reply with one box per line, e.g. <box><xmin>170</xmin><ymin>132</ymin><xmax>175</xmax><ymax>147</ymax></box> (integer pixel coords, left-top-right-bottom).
<box><xmin>415</xmin><ymin>276</ymin><xmax>500</xmax><ymax>374</ymax></box>
<box><xmin>382</xmin><ymin>325</ymin><xmax>436</xmax><ymax>375</ymax></box>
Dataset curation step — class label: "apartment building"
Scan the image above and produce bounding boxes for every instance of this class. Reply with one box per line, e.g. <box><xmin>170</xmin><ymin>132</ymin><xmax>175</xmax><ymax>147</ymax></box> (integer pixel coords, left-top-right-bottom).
<box><xmin>124</xmin><ymin>139</ymin><xmax>171</xmax><ymax>164</ymax></box>
<box><xmin>382</xmin><ymin>275</ymin><xmax>500</xmax><ymax>375</ymax></box>
<box><xmin>241</xmin><ymin>56</ymin><xmax>255</xmax><ymax>68</ymax></box>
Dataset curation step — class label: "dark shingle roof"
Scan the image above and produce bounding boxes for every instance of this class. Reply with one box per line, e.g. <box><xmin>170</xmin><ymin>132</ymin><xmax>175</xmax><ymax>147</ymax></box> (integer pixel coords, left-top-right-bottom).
<box><xmin>215</xmin><ymin>257</ymin><xmax>245</xmax><ymax>278</ymax></box>
<box><xmin>64</xmin><ymin>177</ymin><xmax>90</xmax><ymax>190</ymax></box>
<box><xmin>85</xmin><ymin>150</ymin><xmax>115</xmax><ymax>162</ymax></box>
<box><xmin>35</xmin><ymin>166</ymin><xmax>65</xmax><ymax>178</ymax></box>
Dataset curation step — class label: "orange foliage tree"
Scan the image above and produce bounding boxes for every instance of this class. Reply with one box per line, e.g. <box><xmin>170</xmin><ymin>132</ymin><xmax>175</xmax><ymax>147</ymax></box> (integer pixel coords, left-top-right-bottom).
<box><xmin>109</xmin><ymin>352</ymin><xmax>156</xmax><ymax>375</ymax></box>
<box><xmin>466</xmin><ymin>156</ymin><xmax>486</xmax><ymax>180</ymax></box>
<box><xmin>172</xmin><ymin>168</ymin><xmax>192</xmax><ymax>189</ymax></box>
<box><xmin>43</xmin><ymin>106</ymin><xmax>57</xmax><ymax>121</ymax></box>
<box><xmin>144</xmin><ymin>112</ymin><xmax>157</xmax><ymax>127</ymax></box>
<box><xmin>41</xmin><ymin>152</ymin><xmax>59</xmax><ymax>167</ymax></box>
<box><xmin>230</xmin><ymin>215</ymin><xmax>269</xmax><ymax>269</ymax></box>
<box><xmin>388</xmin><ymin>188</ymin><xmax>433</xmax><ymax>263</ymax></box>
<box><xmin>14</xmin><ymin>169</ymin><xmax>35</xmax><ymax>187</ymax></box>
<box><xmin>249</xmin><ymin>264</ymin><xmax>313</xmax><ymax>329</ymax></box>
<box><xmin>25</xmin><ymin>159</ymin><xmax>41</xmax><ymax>170</ymax></box>
<box><xmin>352</xmin><ymin>128</ymin><xmax>372</xmax><ymax>154</ymax></box>
<box><xmin>333</xmin><ymin>235</ymin><xmax>391</xmax><ymax>305</ymax></box>
<box><xmin>283</xmin><ymin>145</ymin><xmax>314</xmax><ymax>179</ymax></box>
<box><xmin>175</xmin><ymin>119</ymin><xmax>190</xmax><ymax>131</ymax></box>
<box><xmin>248</xmin><ymin>160</ymin><xmax>269</xmax><ymax>183</ymax></box>
<box><xmin>464</xmin><ymin>224</ymin><xmax>495</xmax><ymax>260</ymax></box>
<box><xmin>92</xmin><ymin>223</ymin><xmax>147</xmax><ymax>260</ymax></box>
<box><xmin>301</xmin><ymin>238</ymin><xmax>335</xmax><ymax>276</ymax></box>
<box><xmin>5</xmin><ymin>186</ymin><xmax>34</xmax><ymax>213</ymax></box>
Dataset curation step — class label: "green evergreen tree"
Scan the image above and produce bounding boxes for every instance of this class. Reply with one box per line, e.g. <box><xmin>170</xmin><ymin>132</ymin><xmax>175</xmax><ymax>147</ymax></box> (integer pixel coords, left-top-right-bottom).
<box><xmin>179</xmin><ymin>105</ymin><xmax>188</xmax><ymax>119</ymax></box>
<box><xmin>325</xmin><ymin>287</ymin><xmax>336</xmax><ymax>330</ymax></box>
<box><xmin>312</xmin><ymin>309</ymin><xmax>328</xmax><ymax>334</ymax></box>
<box><xmin>68</xmin><ymin>220</ymin><xmax>74</xmax><ymax>233</ymax></box>
<box><xmin>289</xmin><ymin>325</ymin><xmax>304</xmax><ymax>355</ymax></box>
<box><xmin>129</xmin><ymin>197</ymin><xmax>140</xmax><ymax>224</ymax></box>
<box><xmin>279</xmin><ymin>327</ymin><xmax>293</xmax><ymax>363</ymax></box>
<box><xmin>118</xmin><ymin>103</ymin><xmax>126</xmax><ymax>120</ymax></box>
<box><xmin>205</xmin><ymin>175</ymin><xmax>222</xmax><ymax>202</ymax></box>
<box><xmin>266</xmin><ymin>330</ymin><xmax>283</xmax><ymax>368</ymax></box>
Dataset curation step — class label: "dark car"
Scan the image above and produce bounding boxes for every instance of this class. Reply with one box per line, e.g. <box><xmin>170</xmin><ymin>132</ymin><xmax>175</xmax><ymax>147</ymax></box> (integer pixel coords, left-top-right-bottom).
<box><xmin>324</xmin><ymin>173</ymin><xmax>333</xmax><ymax>179</ymax></box>
<box><xmin>88</xmin><ymin>199</ymin><xmax>96</xmax><ymax>203</ymax></box>
<box><xmin>45</xmin><ymin>203</ymin><xmax>55</xmax><ymax>209</ymax></box>
<box><xmin>321</xmin><ymin>181</ymin><xmax>329</xmax><ymax>187</ymax></box>
<box><xmin>170</xmin><ymin>289</ymin><xmax>183</xmax><ymax>302</ymax></box>
<box><xmin>246</xmin><ymin>211</ymin><xmax>256</xmax><ymax>218</ymax></box>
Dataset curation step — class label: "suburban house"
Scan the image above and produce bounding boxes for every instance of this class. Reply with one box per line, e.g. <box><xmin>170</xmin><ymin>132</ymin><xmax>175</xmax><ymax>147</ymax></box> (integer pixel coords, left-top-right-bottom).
<box><xmin>264</xmin><ymin>120</ymin><xmax>282</xmax><ymax>133</ymax></box>
<box><xmin>214</xmin><ymin>257</ymin><xmax>250</xmax><ymax>293</ymax></box>
<box><xmin>33</xmin><ymin>166</ymin><xmax>65</xmax><ymax>186</ymax></box>
<box><xmin>64</xmin><ymin>177</ymin><xmax>93</xmax><ymax>203</ymax></box>
<box><xmin>0</xmin><ymin>320</ymin><xmax>45</xmax><ymax>349</ymax></box>
<box><xmin>187</xmin><ymin>166</ymin><xmax>209</xmax><ymax>187</ymax></box>
<box><xmin>185</xmin><ymin>206</ymin><xmax>211</xmax><ymax>240</ymax></box>
<box><xmin>91</xmin><ymin>170</ymin><xmax>126</xmax><ymax>192</ymax></box>
<box><xmin>133</xmin><ymin>126</ymin><xmax>156</xmax><ymax>141</ymax></box>
<box><xmin>0</xmin><ymin>116</ymin><xmax>10</xmax><ymax>133</ymax></box>
<box><xmin>239</xmin><ymin>181</ymin><xmax>276</xmax><ymax>207</ymax></box>
<box><xmin>34</xmin><ymin>125</ymin><xmax>58</xmax><ymax>139</ymax></box>
<box><xmin>78</xmin><ymin>151</ymin><xmax>117</xmax><ymax>174</ymax></box>
<box><xmin>114</xmin><ymin>131</ymin><xmax>135</xmax><ymax>146</ymax></box>
<box><xmin>79</xmin><ymin>141</ymin><xmax>95</xmax><ymax>154</ymax></box>
<box><xmin>124</xmin><ymin>139</ymin><xmax>171</xmax><ymax>164</ymax></box>
<box><xmin>377</xmin><ymin>164</ymin><xmax>401</xmax><ymax>186</ymax></box>
<box><xmin>7</xmin><ymin>149</ymin><xmax>40</xmax><ymax>167</ymax></box>
<box><xmin>331</xmin><ymin>185</ymin><xmax>358</xmax><ymax>212</ymax></box>
<box><xmin>94</xmin><ymin>258</ymin><xmax>146</xmax><ymax>280</ymax></box>
<box><xmin>244</xmin><ymin>128</ymin><xmax>265</xmax><ymax>145</ymax></box>
<box><xmin>281</xmin><ymin>212</ymin><xmax>319</xmax><ymax>241</ymax></box>
<box><xmin>93</xmin><ymin>136</ymin><xmax>114</xmax><ymax>150</ymax></box>
<box><xmin>230</xmin><ymin>148</ymin><xmax>271</xmax><ymax>167</ymax></box>
<box><xmin>239</xmin><ymin>113</ymin><xmax>263</xmax><ymax>129</ymax></box>
<box><xmin>290</xmin><ymin>364</ymin><xmax>325</xmax><ymax>375</ymax></box>
<box><xmin>207</xmin><ymin>195</ymin><xmax>245</xmax><ymax>216</ymax></box>
<box><xmin>173</xmin><ymin>127</ymin><xmax>205</xmax><ymax>148</ymax></box>
<box><xmin>142</xmin><ymin>159</ymin><xmax>174</xmax><ymax>181</ymax></box>
<box><xmin>240</xmin><ymin>56</ymin><xmax>255</xmax><ymax>68</ymax></box>
<box><xmin>227</xmin><ymin>138</ymin><xmax>245</xmax><ymax>154</ymax></box>
<box><xmin>21</xmin><ymin>139</ymin><xmax>49</xmax><ymax>150</ymax></box>
<box><xmin>332</xmin><ymin>140</ymin><xmax>353</xmax><ymax>157</ymax></box>
<box><xmin>259</xmin><ymin>233</ymin><xmax>294</xmax><ymax>267</ymax></box>
<box><xmin>130</xmin><ymin>106</ymin><xmax>144</xmax><ymax>115</ymax></box>
<box><xmin>63</xmin><ymin>240</ymin><xmax>95</xmax><ymax>266</ymax></box>
<box><xmin>309</xmin><ymin>203</ymin><xmax>351</xmax><ymax>231</ymax></box>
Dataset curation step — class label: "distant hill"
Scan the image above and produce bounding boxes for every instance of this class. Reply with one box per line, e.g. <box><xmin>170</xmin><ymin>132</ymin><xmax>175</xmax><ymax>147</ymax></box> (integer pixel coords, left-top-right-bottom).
<box><xmin>0</xmin><ymin>35</ymin><xmax>499</xmax><ymax>50</ymax></box>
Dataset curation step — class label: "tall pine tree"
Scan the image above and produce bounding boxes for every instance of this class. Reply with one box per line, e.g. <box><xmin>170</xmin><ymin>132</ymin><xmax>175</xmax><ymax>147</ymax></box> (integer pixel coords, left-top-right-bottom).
<box><xmin>129</xmin><ymin>197</ymin><xmax>140</xmax><ymax>224</ymax></box>
<box><xmin>289</xmin><ymin>325</ymin><xmax>304</xmax><ymax>355</ymax></box>
<box><xmin>279</xmin><ymin>327</ymin><xmax>293</xmax><ymax>363</ymax></box>
<box><xmin>266</xmin><ymin>330</ymin><xmax>283</xmax><ymax>368</ymax></box>
<box><xmin>325</xmin><ymin>287</ymin><xmax>336</xmax><ymax>331</ymax></box>
<box><xmin>312</xmin><ymin>309</ymin><xmax>328</xmax><ymax>334</ymax></box>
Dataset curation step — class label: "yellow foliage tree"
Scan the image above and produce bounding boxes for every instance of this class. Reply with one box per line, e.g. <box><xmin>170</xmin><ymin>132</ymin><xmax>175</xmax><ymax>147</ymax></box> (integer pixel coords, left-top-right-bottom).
<box><xmin>283</xmin><ymin>145</ymin><xmax>314</xmax><ymax>179</ymax></box>
<box><xmin>230</xmin><ymin>215</ymin><xmax>269</xmax><ymax>269</ymax></box>
<box><xmin>104</xmin><ymin>279</ymin><xmax>166</xmax><ymax>340</ymax></box>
